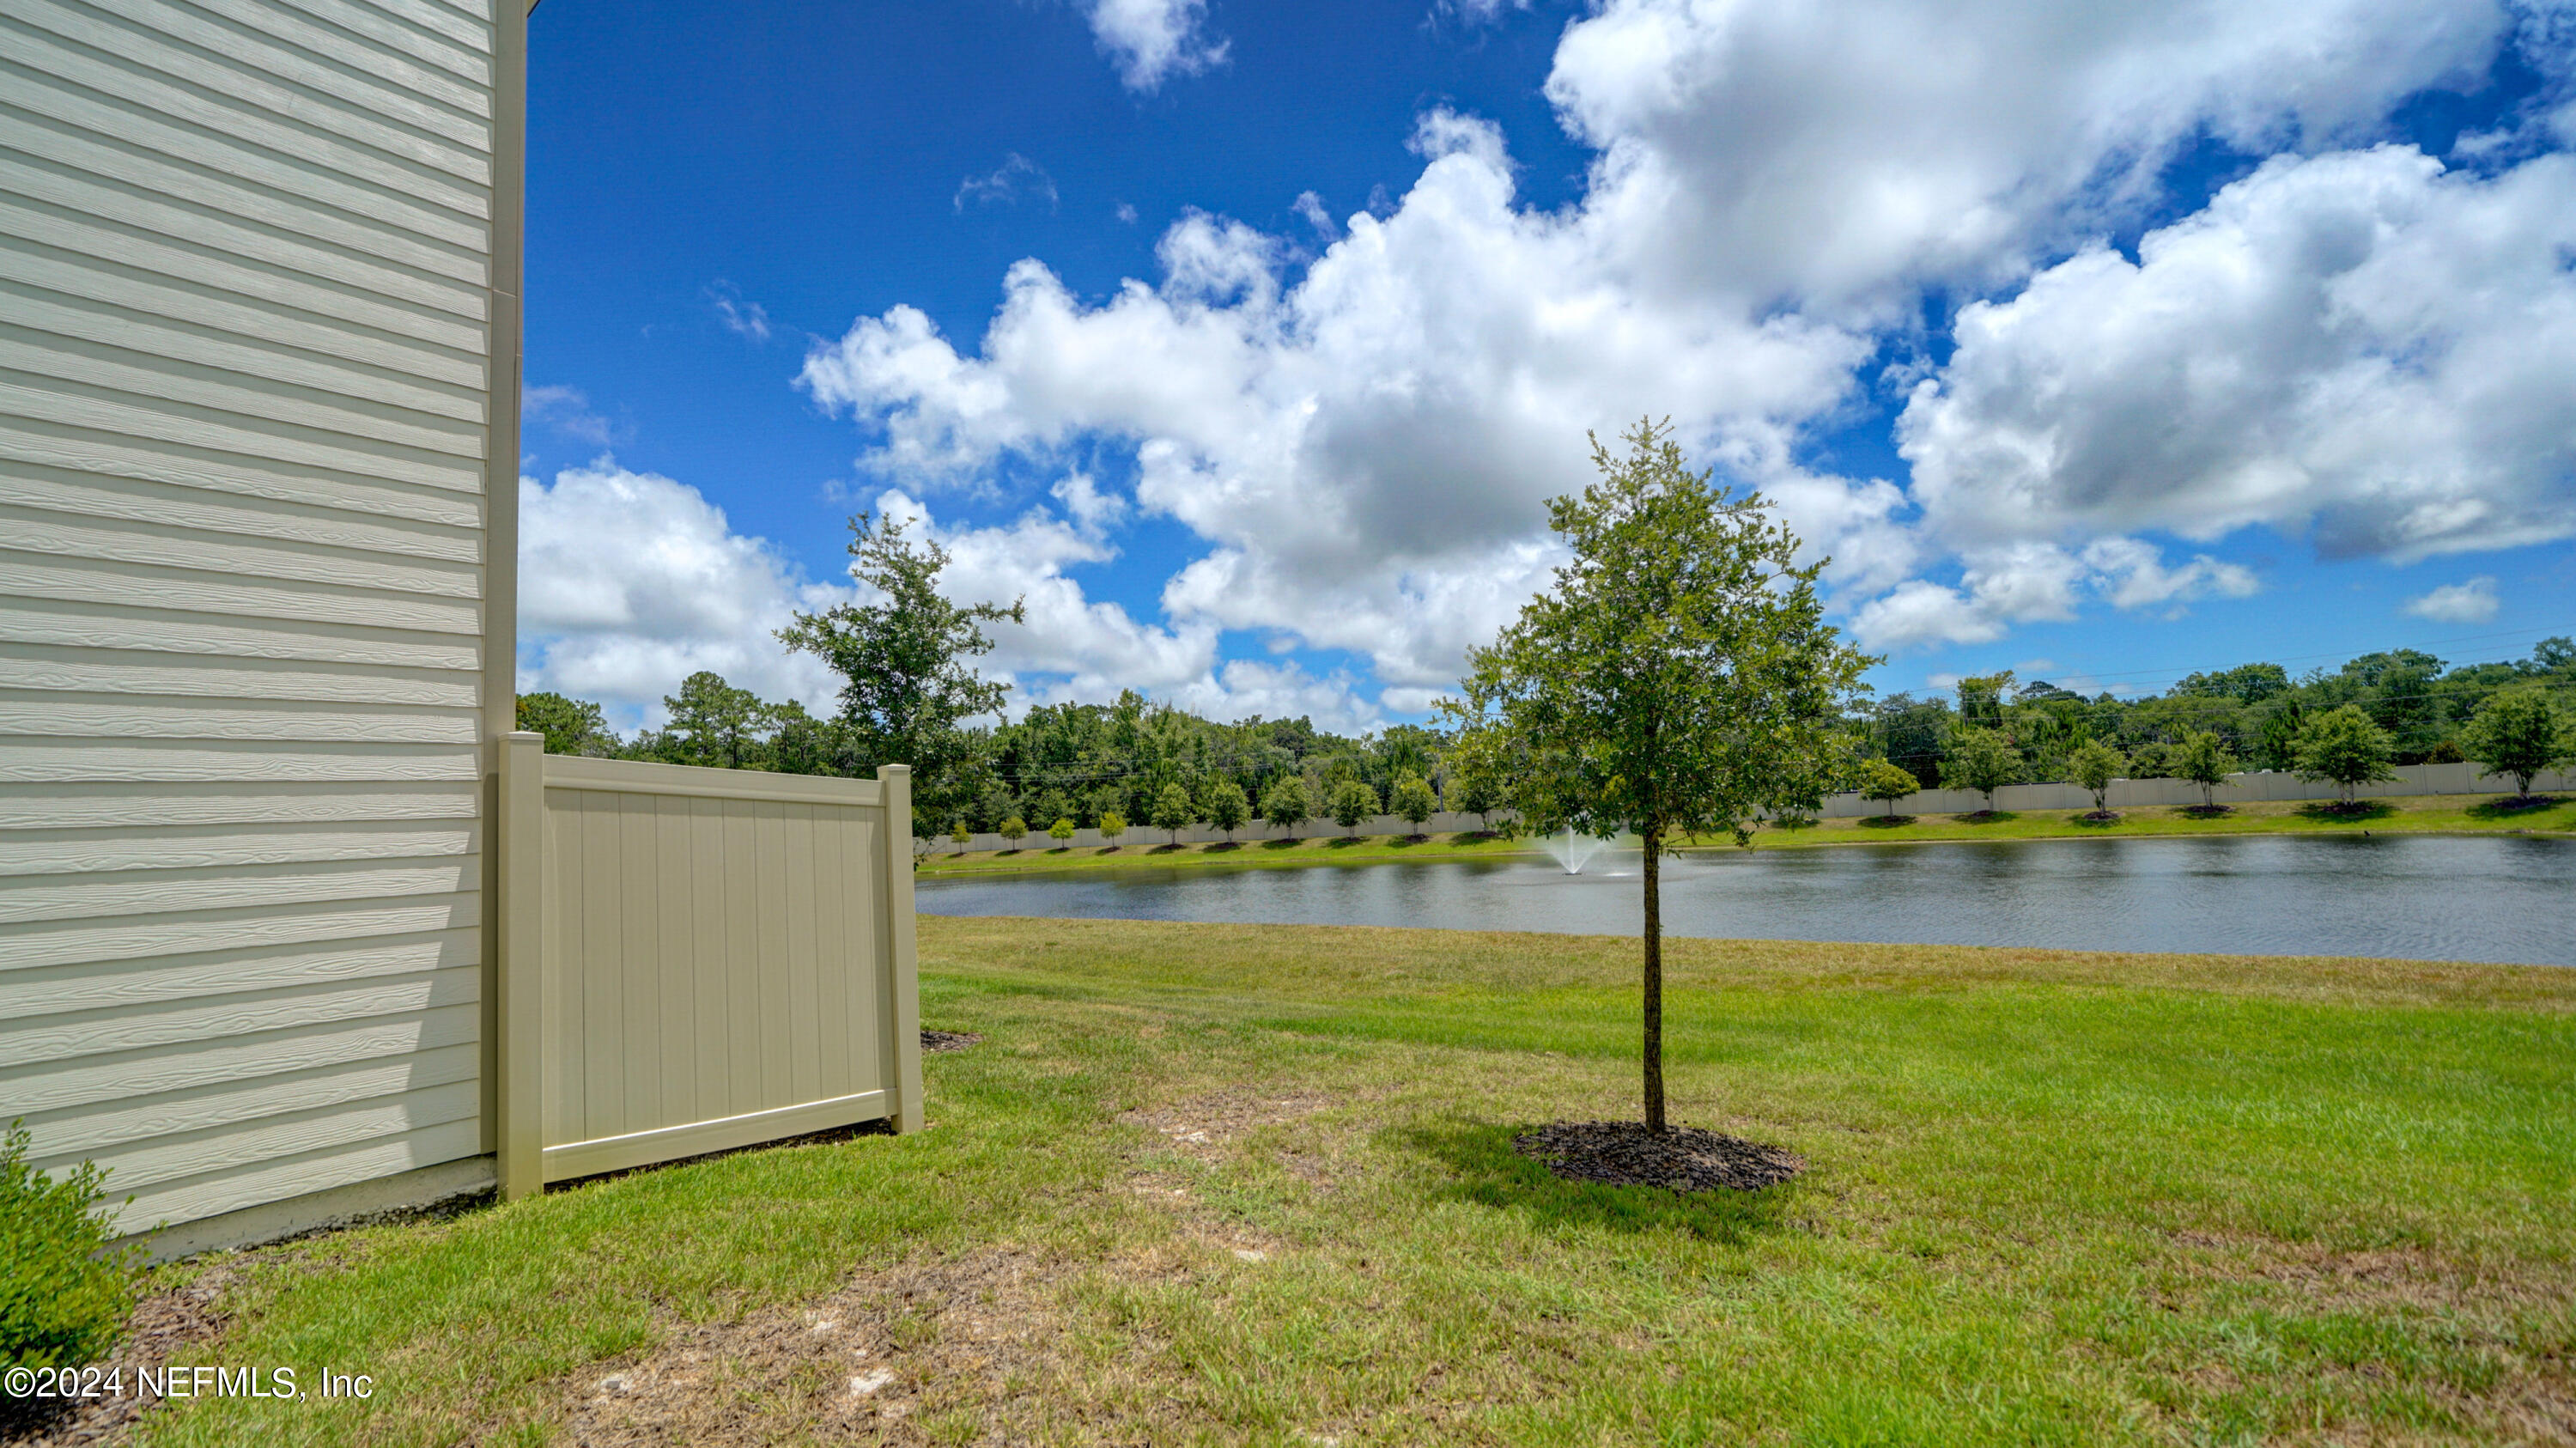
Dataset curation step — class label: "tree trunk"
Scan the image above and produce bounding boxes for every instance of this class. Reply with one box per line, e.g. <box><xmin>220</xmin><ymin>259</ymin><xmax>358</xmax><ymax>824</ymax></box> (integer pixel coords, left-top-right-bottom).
<box><xmin>1642</xmin><ymin>819</ymin><xmax>1665</xmax><ymax>1134</ymax></box>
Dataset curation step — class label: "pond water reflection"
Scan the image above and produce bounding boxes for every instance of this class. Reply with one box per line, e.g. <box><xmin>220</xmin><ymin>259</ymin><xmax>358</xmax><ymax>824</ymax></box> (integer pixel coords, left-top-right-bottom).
<box><xmin>915</xmin><ymin>832</ymin><xmax>2575</xmax><ymax>966</ymax></box>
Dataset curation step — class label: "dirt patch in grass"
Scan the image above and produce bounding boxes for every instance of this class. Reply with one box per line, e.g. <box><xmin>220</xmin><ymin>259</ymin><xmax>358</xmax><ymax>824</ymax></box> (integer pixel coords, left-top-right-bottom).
<box><xmin>920</xmin><ymin>1029</ymin><xmax>983</xmax><ymax>1053</ymax></box>
<box><xmin>1513</xmin><ymin>1121</ymin><xmax>1803</xmax><ymax>1192</ymax></box>
<box><xmin>556</xmin><ymin>1226</ymin><xmax>1297</xmax><ymax>1448</ymax></box>
<box><xmin>1116</xmin><ymin>1088</ymin><xmax>1334</xmax><ymax>1155</ymax></box>
<box><xmin>557</xmin><ymin>1250</ymin><xmax>1077</xmax><ymax>1446</ymax></box>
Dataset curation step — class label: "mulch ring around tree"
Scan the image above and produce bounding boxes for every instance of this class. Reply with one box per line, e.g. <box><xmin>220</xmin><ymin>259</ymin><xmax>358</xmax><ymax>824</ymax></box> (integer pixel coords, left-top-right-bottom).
<box><xmin>920</xmin><ymin>1029</ymin><xmax>983</xmax><ymax>1053</ymax></box>
<box><xmin>1513</xmin><ymin>1120</ymin><xmax>1804</xmax><ymax>1193</ymax></box>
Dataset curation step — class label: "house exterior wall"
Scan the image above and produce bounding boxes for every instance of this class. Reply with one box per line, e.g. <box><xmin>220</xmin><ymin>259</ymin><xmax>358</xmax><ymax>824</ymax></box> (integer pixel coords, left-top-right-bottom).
<box><xmin>0</xmin><ymin>0</ymin><xmax>523</xmax><ymax>1237</ymax></box>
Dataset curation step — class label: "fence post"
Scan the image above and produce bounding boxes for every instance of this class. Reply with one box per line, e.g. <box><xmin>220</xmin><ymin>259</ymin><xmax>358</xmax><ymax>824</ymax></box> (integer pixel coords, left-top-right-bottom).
<box><xmin>495</xmin><ymin>731</ymin><xmax>546</xmax><ymax>1198</ymax></box>
<box><xmin>879</xmin><ymin>764</ymin><xmax>926</xmax><ymax>1133</ymax></box>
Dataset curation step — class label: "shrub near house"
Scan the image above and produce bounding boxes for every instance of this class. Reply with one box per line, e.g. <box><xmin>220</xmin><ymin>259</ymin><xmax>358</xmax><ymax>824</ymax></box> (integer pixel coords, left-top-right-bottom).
<box><xmin>1</xmin><ymin>1123</ymin><xmax>136</xmax><ymax>1393</ymax></box>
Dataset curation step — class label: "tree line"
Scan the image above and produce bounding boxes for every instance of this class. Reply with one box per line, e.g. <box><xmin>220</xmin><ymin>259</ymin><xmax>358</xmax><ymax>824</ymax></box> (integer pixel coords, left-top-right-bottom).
<box><xmin>515</xmin><ymin>507</ymin><xmax>2574</xmax><ymax>836</ymax></box>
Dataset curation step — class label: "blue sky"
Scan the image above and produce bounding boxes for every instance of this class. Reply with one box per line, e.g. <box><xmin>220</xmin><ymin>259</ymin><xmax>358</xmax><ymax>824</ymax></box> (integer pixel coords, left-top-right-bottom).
<box><xmin>516</xmin><ymin>0</ymin><xmax>2576</xmax><ymax>731</ymax></box>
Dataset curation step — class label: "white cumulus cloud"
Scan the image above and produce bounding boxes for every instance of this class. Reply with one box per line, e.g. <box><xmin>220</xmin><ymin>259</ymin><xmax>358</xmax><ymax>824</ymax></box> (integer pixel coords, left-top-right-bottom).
<box><xmin>1082</xmin><ymin>0</ymin><xmax>1228</xmax><ymax>92</ymax></box>
<box><xmin>1899</xmin><ymin>146</ymin><xmax>2576</xmax><ymax>561</ymax></box>
<box><xmin>517</xmin><ymin>460</ymin><xmax>848</xmax><ymax>723</ymax></box>
<box><xmin>1543</xmin><ymin>0</ymin><xmax>2511</xmax><ymax>314</ymax></box>
<box><xmin>2403</xmin><ymin>575</ymin><xmax>2502</xmax><ymax>621</ymax></box>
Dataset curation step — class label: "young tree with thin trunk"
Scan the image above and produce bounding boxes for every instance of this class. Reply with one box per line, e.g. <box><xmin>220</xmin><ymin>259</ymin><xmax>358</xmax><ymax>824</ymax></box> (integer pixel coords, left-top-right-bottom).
<box><xmin>2176</xmin><ymin>730</ymin><xmax>2237</xmax><ymax>810</ymax></box>
<box><xmin>1858</xmin><ymin>757</ymin><xmax>1919</xmax><ymax>816</ymax></box>
<box><xmin>1151</xmin><ymin>782</ymin><xmax>1196</xmax><ymax>844</ymax></box>
<box><xmin>2459</xmin><ymin>689</ymin><xmax>2570</xmax><ymax>799</ymax></box>
<box><xmin>1941</xmin><ymin>727</ymin><xmax>2024</xmax><ymax>813</ymax></box>
<box><xmin>1391</xmin><ymin>772</ymin><xmax>1438</xmax><ymax>836</ymax></box>
<box><xmin>2293</xmin><ymin>703</ymin><xmax>2399</xmax><ymax>806</ymax></box>
<box><xmin>1048</xmin><ymin>817</ymin><xmax>1077</xmax><ymax>843</ymax></box>
<box><xmin>1206</xmin><ymin>779</ymin><xmax>1251</xmax><ymax>841</ymax></box>
<box><xmin>1450</xmin><ymin>764</ymin><xmax>1502</xmax><ymax>830</ymax></box>
<box><xmin>996</xmin><ymin>815</ymin><xmax>1026</xmax><ymax>849</ymax></box>
<box><xmin>1098</xmin><ymin>811</ymin><xmax>1127</xmax><ymax>847</ymax></box>
<box><xmin>2068</xmin><ymin>738</ymin><xmax>2125</xmax><ymax>815</ymax></box>
<box><xmin>1261</xmin><ymin>777</ymin><xmax>1310</xmax><ymax>838</ymax></box>
<box><xmin>1449</xmin><ymin>418</ymin><xmax>1874</xmax><ymax>1134</ymax></box>
<box><xmin>1328</xmin><ymin>779</ymin><xmax>1379</xmax><ymax>837</ymax></box>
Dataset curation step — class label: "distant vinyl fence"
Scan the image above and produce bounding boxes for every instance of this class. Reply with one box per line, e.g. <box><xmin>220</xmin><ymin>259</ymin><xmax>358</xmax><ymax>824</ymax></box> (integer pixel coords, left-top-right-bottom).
<box><xmin>1817</xmin><ymin>760</ymin><xmax>2576</xmax><ymax>818</ymax></box>
<box><xmin>923</xmin><ymin>810</ymin><xmax>1501</xmax><ymax>855</ymax></box>
<box><xmin>925</xmin><ymin>764</ymin><xmax>2574</xmax><ymax>852</ymax></box>
<box><xmin>494</xmin><ymin>737</ymin><xmax>922</xmax><ymax>1197</ymax></box>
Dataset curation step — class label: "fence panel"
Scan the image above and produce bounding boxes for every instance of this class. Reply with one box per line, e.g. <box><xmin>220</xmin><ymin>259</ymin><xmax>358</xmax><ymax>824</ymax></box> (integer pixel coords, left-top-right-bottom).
<box><xmin>494</xmin><ymin>738</ymin><xmax>918</xmax><ymax>1196</ymax></box>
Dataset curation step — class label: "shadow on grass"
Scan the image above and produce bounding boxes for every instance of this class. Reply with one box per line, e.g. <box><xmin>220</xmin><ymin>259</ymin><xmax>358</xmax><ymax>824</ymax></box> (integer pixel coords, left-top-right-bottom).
<box><xmin>1259</xmin><ymin>837</ymin><xmax>1304</xmax><ymax>850</ymax></box>
<box><xmin>1955</xmin><ymin>810</ymin><xmax>2018</xmax><ymax>824</ymax></box>
<box><xmin>2071</xmin><ymin>810</ymin><xmax>2123</xmax><ymax>828</ymax></box>
<box><xmin>2177</xmin><ymin>804</ymin><xmax>2234</xmax><ymax>818</ymax></box>
<box><xmin>1396</xmin><ymin>1121</ymin><xmax>1794</xmax><ymax>1244</ymax></box>
<box><xmin>1203</xmin><ymin>840</ymin><xmax>1244</xmax><ymax>853</ymax></box>
<box><xmin>2296</xmin><ymin>800</ymin><xmax>2395</xmax><ymax>823</ymax></box>
<box><xmin>2467</xmin><ymin>794</ymin><xmax>2563</xmax><ymax>820</ymax></box>
<box><xmin>1857</xmin><ymin>814</ymin><xmax>1916</xmax><ymax>828</ymax></box>
<box><xmin>1324</xmin><ymin>836</ymin><xmax>1368</xmax><ymax>849</ymax></box>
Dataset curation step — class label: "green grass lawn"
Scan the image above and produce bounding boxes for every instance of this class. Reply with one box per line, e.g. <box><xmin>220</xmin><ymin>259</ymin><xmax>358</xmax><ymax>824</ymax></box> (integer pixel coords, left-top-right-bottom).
<box><xmin>136</xmin><ymin>920</ymin><xmax>2576</xmax><ymax>1446</ymax></box>
<box><xmin>916</xmin><ymin>791</ymin><xmax>2576</xmax><ymax>879</ymax></box>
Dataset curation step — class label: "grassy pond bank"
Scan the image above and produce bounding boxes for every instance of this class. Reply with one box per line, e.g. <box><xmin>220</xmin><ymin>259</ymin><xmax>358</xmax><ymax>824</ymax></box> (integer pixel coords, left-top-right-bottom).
<box><xmin>117</xmin><ymin>918</ymin><xmax>2576</xmax><ymax>1446</ymax></box>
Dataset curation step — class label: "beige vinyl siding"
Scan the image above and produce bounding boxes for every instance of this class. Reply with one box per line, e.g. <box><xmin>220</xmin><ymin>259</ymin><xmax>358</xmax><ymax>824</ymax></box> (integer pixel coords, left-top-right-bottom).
<box><xmin>0</xmin><ymin>0</ymin><xmax>506</xmax><ymax>1235</ymax></box>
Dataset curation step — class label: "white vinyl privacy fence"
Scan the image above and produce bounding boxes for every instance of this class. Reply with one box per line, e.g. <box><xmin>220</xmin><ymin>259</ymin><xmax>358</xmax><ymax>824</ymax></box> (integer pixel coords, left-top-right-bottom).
<box><xmin>494</xmin><ymin>736</ymin><xmax>921</xmax><ymax>1196</ymax></box>
<box><xmin>1818</xmin><ymin>760</ymin><xmax>2575</xmax><ymax>818</ymax></box>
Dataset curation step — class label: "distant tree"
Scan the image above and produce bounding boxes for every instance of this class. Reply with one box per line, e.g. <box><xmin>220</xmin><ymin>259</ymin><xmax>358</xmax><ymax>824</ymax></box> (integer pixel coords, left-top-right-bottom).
<box><xmin>2293</xmin><ymin>704</ymin><xmax>2399</xmax><ymax>806</ymax></box>
<box><xmin>769</xmin><ymin>702</ymin><xmax>841</xmax><ymax>776</ymax></box>
<box><xmin>663</xmin><ymin>671</ymin><xmax>775</xmax><ymax>769</ymax></box>
<box><xmin>949</xmin><ymin>819</ymin><xmax>972</xmax><ymax>846</ymax></box>
<box><xmin>1390</xmin><ymin>772</ymin><xmax>1437</xmax><ymax>835</ymax></box>
<box><xmin>1206</xmin><ymin>779</ymin><xmax>1251</xmax><ymax>841</ymax></box>
<box><xmin>996</xmin><ymin>815</ymin><xmax>1027</xmax><ymax>848</ymax></box>
<box><xmin>1048</xmin><ymin>816</ymin><xmax>1077</xmax><ymax>843</ymax></box>
<box><xmin>1327</xmin><ymin>779</ymin><xmax>1379</xmax><ymax>837</ymax></box>
<box><xmin>1150</xmin><ymin>782</ymin><xmax>1196</xmax><ymax>844</ymax></box>
<box><xmin>2175</xmin><ymin>730</ymin><xmax>2238</xmax><ymax>810</ymax></box>
<box><xmin>1448</xmin><ymin>759</ymin><xmax>1503</xmax><ymax>828</ymax></box>
<box><xmin>2125</xmin><ymin>739</ymin><xmax>2175</xmax><ymax>778</ymax></box>
<box><xmin>780</xmin><ymin>510</ymin><xmax>1025</xmax><ymax>833</ymax></box>
<box><xmin>2068</xmin><ymin>738</ymin><xmax>2125</xmax><ymax>815</ymax></box>
<box><xmin>2173</xmin><ymin>661</ymin><xmax>2291</xmax><ymax>704</ymax></box>
<box><xmin>2459</xmin><ymin>690</ymin><xmax>2570</xmax><ymax>798</ymax></box>
<box><xmin>1941</xmin><ymin>727</ymin><xmax>2026</xmax><ymax>812</ymax></box>
<box><xmin>1872</xmin><ymin>693</ymin><xmax>1953</xmax><ymax>788</ymax></box>
<box><xmin>1448</xmin><ymin>417</ymin><xmax>1874</xmax><ymax>1134</ymax></box>
<box><xmin>516</xmin><ymin>691</ymin><xmax>616</xmax><ymax>757</ymax></box>
<box><xmin>1098</xmin><ymin>811</ymin><xmax>1127</xmax><ymax>846</ymax></box>
<box><xmin>1261</xmin><ymin>777</ymin><xmax>1311</xmax><ymax>837</ymax></box>
<box><xmin>1859</xmin><ymin>757</ymin><xmax>1920</xmax><ymax>816</ymax></box>
<box><xmin>1956</xmin><ymin>671</ymin><xmax>2015</xmax><ymax>730</ymax></box>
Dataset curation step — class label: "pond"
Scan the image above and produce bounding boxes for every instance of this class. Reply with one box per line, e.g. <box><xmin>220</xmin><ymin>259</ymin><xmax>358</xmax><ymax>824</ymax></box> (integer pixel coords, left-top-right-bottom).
<box><xmin>914</xmin><ymin>832</ymin><xmax>2576</xmax><ymax>967</ymax></box>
